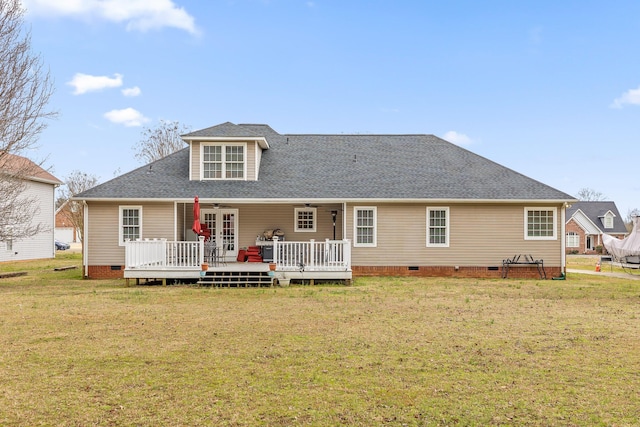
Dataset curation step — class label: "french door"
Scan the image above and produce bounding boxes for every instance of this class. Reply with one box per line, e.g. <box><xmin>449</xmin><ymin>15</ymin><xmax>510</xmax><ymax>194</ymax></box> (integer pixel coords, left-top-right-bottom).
<box><xmin>201</xmin><ymin>209</ymin><xmax>238</xmax><ymax>260</ymax></box>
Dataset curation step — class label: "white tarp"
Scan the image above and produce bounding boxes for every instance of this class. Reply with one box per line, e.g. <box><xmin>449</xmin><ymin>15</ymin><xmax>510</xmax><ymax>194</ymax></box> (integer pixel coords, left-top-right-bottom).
<box><xmin>602</xmin><ymin>217</ymin><xmax>640</xmax><ymax>260</ymax></box>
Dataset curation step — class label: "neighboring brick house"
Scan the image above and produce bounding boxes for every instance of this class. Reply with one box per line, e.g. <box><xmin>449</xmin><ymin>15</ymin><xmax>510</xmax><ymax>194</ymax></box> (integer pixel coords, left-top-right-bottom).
<box><xmin>565</xmin><ymin>201</ymin><xmax>627</xmax><ymax>254</ymax></box>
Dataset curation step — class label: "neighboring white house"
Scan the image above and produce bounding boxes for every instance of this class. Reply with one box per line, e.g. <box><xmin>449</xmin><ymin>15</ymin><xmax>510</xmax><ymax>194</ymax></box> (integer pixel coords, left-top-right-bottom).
<box><xmin>0</xmin><ymin>153</ymin><xmax>63</xmax><ymax>262</ymax></box>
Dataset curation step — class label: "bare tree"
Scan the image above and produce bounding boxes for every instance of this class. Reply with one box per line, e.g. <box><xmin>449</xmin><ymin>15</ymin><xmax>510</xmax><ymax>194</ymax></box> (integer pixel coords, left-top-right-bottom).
<box><xmin>0</xmin><ymin>154</ymin><xmax>48</xmax><ymax>241</ymax></box>
<box><xmin>58</xmin><ymin>171</ymin><xmax>99</xmax><ymax>243</ymax></box>
<box><xmin>625</xmin><ymin>208</ymin><xmax>640</xmax><ymax>232</ymax></box>
<box><xmin>0</xmin><ymin>0</ymin><xmax>57</xmax><ymax>242</ymax></box>
<box><xmin>0</xmin><ymin>0</ymin><xmax>56</xmax><ymax>157</ymax></box>
<box><xmin>55</xmin><ymin>195</ymin><xmax>66</xmax><ymax>210</ymax></box>
<box><xmin>575</xmin><ymin>187</ymin><xmax>606</xmax><ymax>201</ymax></box>
<box><xmin>134</xmin><ymin>120</ymin><xmax>189</xmax><ymax>164</ymax></box>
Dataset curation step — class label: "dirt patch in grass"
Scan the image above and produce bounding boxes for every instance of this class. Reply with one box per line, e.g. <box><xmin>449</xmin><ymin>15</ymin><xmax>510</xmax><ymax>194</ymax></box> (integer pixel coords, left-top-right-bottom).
<box><xmin>1</xmin><ymin>254</ymin><xmax>639</xmax><ymax>425</ymax></box>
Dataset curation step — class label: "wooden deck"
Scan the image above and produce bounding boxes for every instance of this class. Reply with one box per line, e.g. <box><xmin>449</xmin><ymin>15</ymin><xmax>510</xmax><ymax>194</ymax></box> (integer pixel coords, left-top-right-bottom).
<box><xmin>124</xmin><ymin>261</ymin><xmax>269</xmax><ymax>279</ymax></box>
<box><xmin>124</xmin><ymin>238</ymin><xmax>352</xmax><ymax>285</ymax></box>
<box><xmin>124</xmin><ymin>260</ymin><xmax>352</xmax><ymax>286</ymax></box>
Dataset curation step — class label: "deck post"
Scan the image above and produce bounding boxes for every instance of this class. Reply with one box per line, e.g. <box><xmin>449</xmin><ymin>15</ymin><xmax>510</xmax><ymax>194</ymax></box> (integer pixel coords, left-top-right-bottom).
<box><xmin>309</xmin><ymin>239</ymin><xmax>315</xmax><ymax>269</ymax></box>
<box><xmin>162</xmin><ymin>239</ymin><xmax>167</xmax><ymax>267</ymax></box>
<box><xmin>325</xmin><ymin>238</ymin><xmax>330</xmax><ymax>265</ymax></box>
<box><xmin>198</xmin><ymin>235</ymin><xmax>205</xmax><ymax>267</ymax></box>
<box><xmin>273</xmin><ymin>236</ymin><xmax>279</xmax><ymax>266</ymax></box>
<box><xmin>344</xmin><ymin>239</ymin><xmax>351</xmax><ymax>270</ymax></box>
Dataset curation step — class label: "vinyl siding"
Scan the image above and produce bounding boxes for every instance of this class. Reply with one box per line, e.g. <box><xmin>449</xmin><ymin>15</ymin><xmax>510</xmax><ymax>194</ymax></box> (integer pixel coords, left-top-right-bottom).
<box><xmin>86</xmin><ymin>202</ymin><xmax>123</xmax><ymax>265</ymax></box>
<box><xmin>190</xmin><ymin>141</ymin><xmax>258</xmax><ymax>181</ymax></box>
<box><xmin>184</xmin><ymin>203</ymin><xmax>343</xmax><ymax>248</ymax></box>
<box><xmin>143</xmin><ymin>203</ymin><xmax>176</xmax><ymax>238</ymax></box>
<box><xmin>347</xmin><ymin>203</ymin><xmax>564</xmax><ymax>267</ymax></box>
<box><xmin>237</xmin><ymin>204</ymin><xmax>342</xmax><ymax>247</ymax></box>
<box><xmin>86</xmin><ymin>201</ymin><xmax>564</xmax><ymax>268</ymax></box>
<box><xmin>86</xmin><ymin>201</ymin><xmax>176</xmax><ymax>265</ymax></box>
<box><xmin>88</xmin><ymin>202</ymin><xmax>343</xmax><ymax>265</ymax></box>
<box><xmin>244</xmin><ymin>143</ymin><xmax>256</xmax><ymax>181</ymax></box>
<box><xmin>191</xmin><ymin>142</ymin><xmax>201</xmax><ymax>180</ymax></box>
<box><xmin>0</xmin><ymin>180</ymin><xmax>57</xmax><ymax>262</ymax></box>
<box><xmin>176</xmin><ymin>203</ymin><xmax>185</xmax><ymax>241</ymax></box>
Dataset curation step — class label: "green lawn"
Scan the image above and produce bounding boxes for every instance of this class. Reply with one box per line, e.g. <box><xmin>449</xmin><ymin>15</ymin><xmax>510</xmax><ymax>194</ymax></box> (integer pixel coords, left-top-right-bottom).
<box><xmin>568</xmin><ymin>254</ymin><xmax>640</xmax><ymax>276</ymax></box>
<box><xmin>1</xmin><ymin>253</ymin><xmax>639</xmax><ymax>426</ymax></box>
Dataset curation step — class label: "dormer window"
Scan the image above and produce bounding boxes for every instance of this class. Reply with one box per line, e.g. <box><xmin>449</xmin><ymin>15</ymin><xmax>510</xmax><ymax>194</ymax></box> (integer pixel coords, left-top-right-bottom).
<box><xmin>202</xmin><ymin>143</ymin><xmax>245</xmax><ymax>179</ymax></box>
<box><xmin>603</xmin><ymin>212</ymin><xmax>614</xmax><ymax>229</ymax></box>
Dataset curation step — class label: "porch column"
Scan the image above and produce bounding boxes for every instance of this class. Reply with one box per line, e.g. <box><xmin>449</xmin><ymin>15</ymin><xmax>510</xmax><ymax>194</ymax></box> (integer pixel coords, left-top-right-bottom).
<box><xmin>344</xmin><ymin>239</ymin><xmax>352</xmax><ymax>270</ymax></box>
<box><xmin>273</xmin><ymin>236</ymin><xmax>279</xmax><ymax>265</ymax></box>
<box><xmin>199</xmin><ymin>235</ymin><xmax>205</xmax><ymax>266</ymax></box>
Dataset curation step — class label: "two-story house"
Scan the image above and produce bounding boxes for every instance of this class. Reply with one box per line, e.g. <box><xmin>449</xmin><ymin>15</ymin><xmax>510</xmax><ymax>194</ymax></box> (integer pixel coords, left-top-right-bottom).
<box><xmin>0</xmin><ymin>153</ymin><xmax>62</xmax><ymax>262</ymax></box>
<box><xmin>565</xmin><ymin>201</ymin><xmax>628</xmax><ymax>254</ymax></box>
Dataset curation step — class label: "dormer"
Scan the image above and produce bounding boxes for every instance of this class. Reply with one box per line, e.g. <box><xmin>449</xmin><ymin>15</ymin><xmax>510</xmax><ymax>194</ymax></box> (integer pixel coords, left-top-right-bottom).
<box><xmin>182</xmin><ymin>122</ymin><xmax>271</xmax><ymax>182</ymax></box>
<box><xmin>600</xmin><ymin>210</ymin><xmax>615</xmax><ymax>229</ymax></box>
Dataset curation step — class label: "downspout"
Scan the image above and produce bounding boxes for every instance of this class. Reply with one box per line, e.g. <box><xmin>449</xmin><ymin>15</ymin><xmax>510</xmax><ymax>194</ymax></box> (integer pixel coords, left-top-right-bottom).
<box><xmin>561</xmin><ymin>203</ymin><xmax>567</xmax><ymax>274</ymax></box>
<box><xmin>83</xmin><ymin>201</ymin><xmax>89</xmax><ymax>279</ymax></box>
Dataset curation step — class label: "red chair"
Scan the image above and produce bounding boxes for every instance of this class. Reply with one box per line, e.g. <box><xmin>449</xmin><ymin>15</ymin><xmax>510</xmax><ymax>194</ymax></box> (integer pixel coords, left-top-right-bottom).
<box><xmin>245</xmin><ymin>246</ymin><xmax>262</xmax><ymax>262</ymax></box>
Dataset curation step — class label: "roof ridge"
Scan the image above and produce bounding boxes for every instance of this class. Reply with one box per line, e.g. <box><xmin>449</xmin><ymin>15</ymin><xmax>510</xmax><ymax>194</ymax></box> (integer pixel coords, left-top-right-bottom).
<box><xmin>283</xmin><ymin>133</ymin><xmax>435</xmax><ymax>137</ymax></box>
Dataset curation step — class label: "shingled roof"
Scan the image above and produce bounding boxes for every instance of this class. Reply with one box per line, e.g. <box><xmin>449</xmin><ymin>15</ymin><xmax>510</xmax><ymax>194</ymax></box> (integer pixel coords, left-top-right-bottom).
<box><xmin>182</xmin><ymin>122</ymin><xmax>278</xmax><ymax>139</ymax></box>
<box><xmin>566</xmin><ymin>201</ymin><xmax>628</xmax><ymax>234</ymax></box>
<box><xmin>76</xmin><ymin>122</ymin><xmax>574</xmax><ymax>202</ymax></box>
<box><xmin>0</xmin><ymin>152</ymin><xmax>62</xmax><ymax>185</ymax></box>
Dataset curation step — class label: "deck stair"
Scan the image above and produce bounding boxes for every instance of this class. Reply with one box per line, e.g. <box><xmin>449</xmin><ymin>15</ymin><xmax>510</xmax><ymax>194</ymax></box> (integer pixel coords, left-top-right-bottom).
<box><xmin>197</xmin><ymin>270</ymin><xmax>274</xmax><ymax>287</ymax></box>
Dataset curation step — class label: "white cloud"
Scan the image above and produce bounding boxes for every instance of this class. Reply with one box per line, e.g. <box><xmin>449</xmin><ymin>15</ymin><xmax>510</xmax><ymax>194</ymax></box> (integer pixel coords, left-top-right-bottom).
<box><xmin>443</xmin><ymin>131</ymin><xmax>473</xmax><ymax>146</ymax></box>
<box><xmin>68</xmin><ymin>73</ymin><xmax>123</xmax><ymax>95</ymax></box>
<box><xmin>103</xmin><ymin>107</ymin><xmax>150</xmax><ymax>127</ymax></box>
<box><xmin>610</xmin><ymin>86</ymin><xmax>640</xmax><ymax>109</ymax></box>
<box><xmin>122</xmin><ymin>86</ymin><xmax>141</xmax><ymax>97</ymax></box>
<box><xmin>22</xmin><ymin>0</ymin><xmax>198</xmax><ymax>35</ymax></box>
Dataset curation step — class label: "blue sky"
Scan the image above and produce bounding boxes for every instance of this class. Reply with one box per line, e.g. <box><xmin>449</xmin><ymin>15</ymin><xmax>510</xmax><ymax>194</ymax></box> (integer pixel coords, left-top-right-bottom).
<box><xmin>23</xmin><ymin>0</ymin><xmax>640</xmax><ymax>215</ymax></box>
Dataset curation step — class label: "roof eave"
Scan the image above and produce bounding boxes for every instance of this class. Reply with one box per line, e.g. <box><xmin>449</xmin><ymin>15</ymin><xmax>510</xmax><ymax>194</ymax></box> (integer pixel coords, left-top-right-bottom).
<box><xmin>182</xmin><ymin>136</ymin><xmax>270</xmax><ymax>149</ymax></box>
<box><xmin>72</xmin><ymin>196</ymin><xmax>577</xmax><ymax>204</ymax></box>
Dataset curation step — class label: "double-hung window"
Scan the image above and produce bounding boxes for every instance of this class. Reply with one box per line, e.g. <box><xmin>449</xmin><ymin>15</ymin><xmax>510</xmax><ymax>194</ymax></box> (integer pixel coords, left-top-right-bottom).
<box><xmin>119</xmin><ymin>206</ymin><xmax>142</xmax><ymax>245</ymax></box>
<box><xmin>202</xmin><ymin>144</ymin><xmax>245</xmax><ymax>179</ymax></box>
<box><xmin>295</xmin><ymin>208</ymin><xmax>316</xmax><ymax>232</ymax></box>
<box><xmin>427</xmin><ymin>207</ymin><xmax>449</xmax><ymax>247</ymax></box>
<box><xmin>354</xmin><ymin>207</ymin><xmax>376</xmax><ymax>247</ymax></box>
<box><xmin>524</xmin><ymin>207</ymin><xmax>556</xmax><ymax>240</ymax></box>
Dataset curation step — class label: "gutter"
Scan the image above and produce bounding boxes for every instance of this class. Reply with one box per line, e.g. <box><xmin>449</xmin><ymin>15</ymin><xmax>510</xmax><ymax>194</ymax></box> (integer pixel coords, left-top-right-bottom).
<box><xmin>72</xmin><ymin>197</ymin><xmax>579</xmax><ymax>205</ymax></box>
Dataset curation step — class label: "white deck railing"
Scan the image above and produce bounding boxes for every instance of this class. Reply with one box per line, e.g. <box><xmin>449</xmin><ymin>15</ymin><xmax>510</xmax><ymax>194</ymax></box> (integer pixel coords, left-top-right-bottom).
<box><xmin>124</xmin><ymin>237</ymin><xmax>351</xmax><ymax>272</ymax></box>
<box><xmin>125</xmin><ymin>237</ymin><xmax>204</xmax><ymax>270</ymax></box>
<box><xmin>272</xmin><ymin>237</ymin><xmax>351</xmax><ymax>272</ymax></box>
